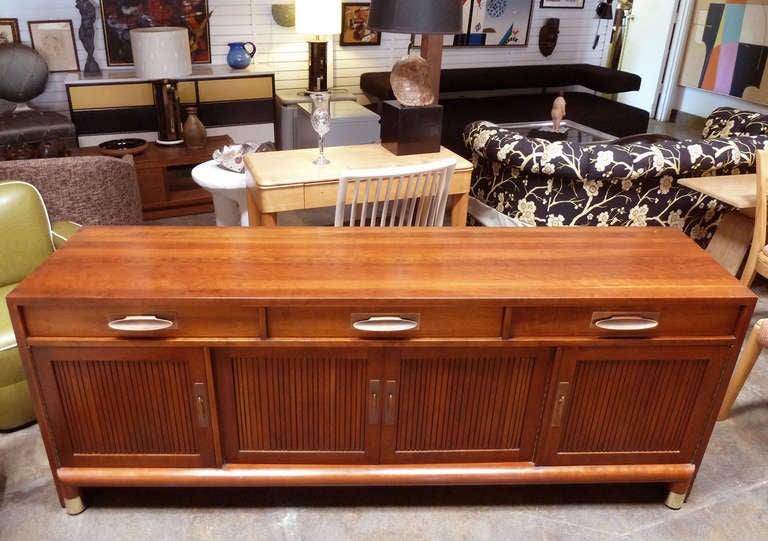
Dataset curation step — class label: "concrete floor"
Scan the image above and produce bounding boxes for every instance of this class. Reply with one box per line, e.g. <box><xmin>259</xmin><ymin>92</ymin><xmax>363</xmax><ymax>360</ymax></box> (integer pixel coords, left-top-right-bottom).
<box><xmin>2</xmin><ymin>117</ymin><xmax>767</xmax><ymax>540</ymax></box>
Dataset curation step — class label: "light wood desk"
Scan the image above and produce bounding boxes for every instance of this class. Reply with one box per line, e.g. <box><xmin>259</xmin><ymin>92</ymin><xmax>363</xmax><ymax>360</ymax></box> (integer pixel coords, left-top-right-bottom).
<box><xmin>679</xmin><ymin>174</ymin><xmax>757</xmax><ymax>274</ymax></box>
<box><xmin>243</xmin><ymin>144</ymin><xmax>473</xmax><ymax>226</ymax></box>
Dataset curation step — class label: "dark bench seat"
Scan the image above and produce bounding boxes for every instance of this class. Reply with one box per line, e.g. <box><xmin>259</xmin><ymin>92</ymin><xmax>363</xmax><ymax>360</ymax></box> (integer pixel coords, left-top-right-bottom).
<box><xmin>360</xmin><ymin>64</ymin><xmax>650</xmax><ymax>157</ymax></box>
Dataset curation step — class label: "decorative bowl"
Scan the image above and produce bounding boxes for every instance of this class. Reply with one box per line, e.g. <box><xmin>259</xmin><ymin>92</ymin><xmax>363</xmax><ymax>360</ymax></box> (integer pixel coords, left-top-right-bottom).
<box><xmin>97</xmin><ymin>138</ymin><xmax>148</xmax><ymax>157</ymax></box>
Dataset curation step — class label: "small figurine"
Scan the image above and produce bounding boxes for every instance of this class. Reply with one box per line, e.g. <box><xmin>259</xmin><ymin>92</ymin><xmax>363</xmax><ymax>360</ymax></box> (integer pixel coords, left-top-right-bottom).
<box><xmin>551</xmin><ymin>94</ymin><xmax>566</xmax><ymax>131</ymax></box>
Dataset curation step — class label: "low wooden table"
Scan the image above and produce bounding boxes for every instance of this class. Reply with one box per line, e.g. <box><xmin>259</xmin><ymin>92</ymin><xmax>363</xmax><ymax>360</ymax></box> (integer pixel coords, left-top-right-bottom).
<box><xmin>75</xmin><ymin>135</ymin><xmax>232</xmax><ymax>220</ymax></box>
<box><xmin>243</xmin><ymin>144</ymin><xmax>473</xmax><ymax>226</ymax></box>
<box><xmin>679</xmin><ymin>174</ymin><xmax>756</xmax><ymax>275</ymax></box>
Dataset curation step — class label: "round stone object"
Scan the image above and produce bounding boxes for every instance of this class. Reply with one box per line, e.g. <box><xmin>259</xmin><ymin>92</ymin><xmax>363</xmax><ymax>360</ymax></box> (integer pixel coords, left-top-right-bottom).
<box><xmin>390</xmin><ymin>55</ymin><xmax>434</xmax><ymax>107</ymax></box>
<box><xmin>0</xmin><ymin>43</ymin><xmax>49</xmax><ymax>103</ymax></box>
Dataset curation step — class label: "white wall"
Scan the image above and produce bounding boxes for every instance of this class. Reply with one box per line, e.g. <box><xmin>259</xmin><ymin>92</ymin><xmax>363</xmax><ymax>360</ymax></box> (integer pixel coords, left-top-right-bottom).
<box><xmin>5</xmin><ymin>0</ymin><xmax>613</xmax><ymax>116</ymax></box>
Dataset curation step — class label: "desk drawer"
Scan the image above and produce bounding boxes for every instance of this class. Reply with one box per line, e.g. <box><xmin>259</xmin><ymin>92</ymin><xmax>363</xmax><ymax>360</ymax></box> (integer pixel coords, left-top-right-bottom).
<box><xmin>22</xmin><ymin>303</ymin><xmax>264</xmax><ymax>338</ymax></box>
<box><xmin>506</xmin><ymin>304</ymin><xmax>743</xmax><ymax>338</ymax></box>
<box><xmin>268</xmin><ymin>306</ymin><xmax>503</xmax><ymax>338</ymax></box>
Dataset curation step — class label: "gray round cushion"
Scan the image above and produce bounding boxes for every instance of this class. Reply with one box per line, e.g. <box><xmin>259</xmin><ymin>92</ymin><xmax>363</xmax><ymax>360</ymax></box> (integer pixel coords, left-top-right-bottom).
<box><xmin>0</xmin><ymin>43</ymin><xmax>49</xmax><ymax>103</ymax></box>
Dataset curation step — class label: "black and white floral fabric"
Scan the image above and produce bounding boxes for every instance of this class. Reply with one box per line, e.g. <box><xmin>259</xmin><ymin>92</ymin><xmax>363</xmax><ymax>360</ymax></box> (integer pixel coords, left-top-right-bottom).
<box><xmin>464</xmin><ymin>107</ymin><xmax>768</xmax><ymax>247</ymax></box>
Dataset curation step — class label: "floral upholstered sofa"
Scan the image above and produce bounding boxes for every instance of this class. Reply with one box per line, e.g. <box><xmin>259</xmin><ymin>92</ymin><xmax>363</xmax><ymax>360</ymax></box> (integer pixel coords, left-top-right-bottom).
<box><xmin>463</xmin><ymin>107</ymin><xmax>768</xmax><ymax>247</ymax></box>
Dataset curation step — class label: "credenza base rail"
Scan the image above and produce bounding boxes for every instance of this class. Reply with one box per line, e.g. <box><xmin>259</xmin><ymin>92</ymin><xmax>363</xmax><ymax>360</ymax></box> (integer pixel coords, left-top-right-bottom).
<box><xmin>56</xmin><ymin>463</ymin><xmax>695</xmax><ymax>514</ymax></box>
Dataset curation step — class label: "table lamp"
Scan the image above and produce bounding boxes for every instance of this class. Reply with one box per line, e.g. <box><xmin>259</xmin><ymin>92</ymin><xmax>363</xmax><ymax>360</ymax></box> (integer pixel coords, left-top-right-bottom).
<box><xmin>130</xmin><ymin>27</ymin><xmax>192</xmax><ymax>145</ymax></box>
<box><xmin>295</xmin><ymin>0</ymin><xmax>341</xmax><ymax>92</ymax></box>
<box><xmin>368</xmin><ymin>0</ymin><xmax>461</xmax><ymax>155</ymax></box>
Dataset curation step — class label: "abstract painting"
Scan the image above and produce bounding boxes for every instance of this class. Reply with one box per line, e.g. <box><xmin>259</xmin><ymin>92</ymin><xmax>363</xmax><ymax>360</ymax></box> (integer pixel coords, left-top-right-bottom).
<box><xmin>100</xmin><ymin>0</ymin><xmax>211</xmax><ymax>66</ymax></box>
<box><xmin>414</xmin><ymin>0</ymin><xmax>533</xmax><ymax>47</ymax></box>
<box><xmin>680</xmin><ymin>0</ymin><xmax>768</xmax><ymax>105</ymax></box>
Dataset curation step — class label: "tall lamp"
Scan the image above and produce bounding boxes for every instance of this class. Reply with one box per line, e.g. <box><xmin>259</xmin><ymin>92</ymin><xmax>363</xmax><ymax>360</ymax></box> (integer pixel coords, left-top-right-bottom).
<box><xmin>130</xmin><ymin>27</ymin><xmax>192</xmax><ymax>145</ymax></box>
<box><xmin>295</xmin><ymin>0</ymin><xmax>341</xmax><ymax>92</ymax></box>
<box><xmin>368</xmin><ymin>0</ymin><xmax>462</xmax><ymax>155</ymax></box>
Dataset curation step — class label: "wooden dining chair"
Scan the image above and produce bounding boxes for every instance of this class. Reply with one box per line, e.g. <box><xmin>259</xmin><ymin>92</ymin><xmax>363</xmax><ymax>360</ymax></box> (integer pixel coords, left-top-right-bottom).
<box><xmin>740</xmin><ymin>148</ymin><xmax>768</xmax><ymax>287</ymax></box>
<box><xmin>719</xmin><ymin>149</ymin><xmax>768</xmax><ymax>419</ymax></box>
<box><xmin>334</xmin><ymin>158</ymin><xmax>456</xmax><ymax>227</ymax></box>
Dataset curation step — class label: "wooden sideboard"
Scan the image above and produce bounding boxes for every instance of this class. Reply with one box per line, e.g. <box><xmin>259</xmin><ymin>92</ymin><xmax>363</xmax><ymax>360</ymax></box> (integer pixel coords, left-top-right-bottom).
<box><xmin>7</xmin><ymin>227</ymin><xmax>755</xmax><ymax>514</ymax></box>
<box><xmin>65</xmin><ymin>65</ymin><xmax>275</xmax><ymax>147</ymax></box>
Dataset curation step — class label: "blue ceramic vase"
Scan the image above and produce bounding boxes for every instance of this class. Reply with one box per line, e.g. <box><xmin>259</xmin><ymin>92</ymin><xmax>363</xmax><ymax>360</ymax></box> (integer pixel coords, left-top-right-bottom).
<box><xmin>227</xmin><ymin>42</ymin><xmax>256</xmax><ymax>69</ymax></box>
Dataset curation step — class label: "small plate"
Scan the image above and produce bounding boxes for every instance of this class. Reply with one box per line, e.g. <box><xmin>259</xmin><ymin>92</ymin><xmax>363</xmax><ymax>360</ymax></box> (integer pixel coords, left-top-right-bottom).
<box><xmin>98</xmin><ymin>138</ymin><xmax>148</xmax><ymax>157</ymax></box>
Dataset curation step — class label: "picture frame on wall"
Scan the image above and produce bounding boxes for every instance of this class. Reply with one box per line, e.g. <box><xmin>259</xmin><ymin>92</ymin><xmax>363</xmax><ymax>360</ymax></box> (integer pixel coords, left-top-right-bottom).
<box><xmin>340</xmin><ymin>3</ymin><xmax>381</xmax><ymax>46</ymax></box>
<box><xmin>540</xmin><ymin>0</ymin><xmax>585</xmax><ymax>7</ymax></box>
<box><xmin>414</xmin><ymin>0</ymin><xmax>534</xmax><ymax>48</ymax></box>
<box><xmin>99</xmin><ymin>0</ymin><xmax>212</xmax><ymax>66</ymax></box>
<box><xmin>0</xmin><ymin>18</ymin><xmax>20</xmax><ymax>44</ymax></box>
<box><xmin>28</xmin><ymin>20</ymin><xmax>80</xmax><ymax>72</ymax></box>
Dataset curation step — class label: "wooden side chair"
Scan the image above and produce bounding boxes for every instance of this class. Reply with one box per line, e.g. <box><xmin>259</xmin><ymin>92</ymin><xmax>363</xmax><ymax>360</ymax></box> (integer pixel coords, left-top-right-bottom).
<box><xmin>719</xmin><ymin>148</ymin><xmax>768</xmax><ymax>419</ymax></box>
<box><xmin>334</xmin><ymin>158</ymin><xmax>456</xmax><ymax>227</ymax></box>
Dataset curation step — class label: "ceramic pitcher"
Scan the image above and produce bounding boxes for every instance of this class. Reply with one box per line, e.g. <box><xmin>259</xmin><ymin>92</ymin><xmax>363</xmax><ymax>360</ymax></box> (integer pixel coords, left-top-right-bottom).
<box><xmin>227</xmin><ymin>42</ymin><xmax>256</xmax><ymax>69</ymax></box>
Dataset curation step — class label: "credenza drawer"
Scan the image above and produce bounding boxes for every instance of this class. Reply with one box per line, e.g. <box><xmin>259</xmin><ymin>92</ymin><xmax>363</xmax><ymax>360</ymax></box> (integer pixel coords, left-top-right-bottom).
<box><xmin>21</xmin><ymin>303</ymin><xmax>264</xmax><ymax>338</ymax></box>
<box><xmin>506</xmin><ymin>304</ymin><xmax>743</xmax><ymax>338</ymax></box>
<box><xmin>267</xmin><ymin>306</ymin><xmax>503</xmax><ymax>338</ymax></box>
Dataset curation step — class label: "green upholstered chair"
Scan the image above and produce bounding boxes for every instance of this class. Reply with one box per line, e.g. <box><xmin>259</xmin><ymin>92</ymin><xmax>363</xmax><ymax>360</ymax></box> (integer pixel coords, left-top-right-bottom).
<box><xmin>0</xmin><ymin>181</ymin><xmax>79</xmax><ymax>430</ymax></box>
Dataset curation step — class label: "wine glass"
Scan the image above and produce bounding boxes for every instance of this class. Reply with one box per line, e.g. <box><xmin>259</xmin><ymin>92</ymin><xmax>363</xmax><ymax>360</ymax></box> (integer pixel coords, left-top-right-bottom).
<box><xmin>309</xmin><ymin>91</ymin><xmax>331</xmax><ymax>165</ymax></box>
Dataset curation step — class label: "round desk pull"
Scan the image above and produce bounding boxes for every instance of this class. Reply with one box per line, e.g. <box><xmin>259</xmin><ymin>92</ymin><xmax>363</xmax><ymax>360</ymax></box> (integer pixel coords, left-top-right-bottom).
<box><xmin>352</xmin><ymin>316</ymin><xmax>418</xmax><ymax>332</ymax></box>
<box><xmin>594</xmin><ymin>315</ymin><xmax>659</xmax><ymax>331</ymax></box>
<box><xmin>108</xmin><ymin>315</ymin><xmax>175</xmax><ymax>331</ymax></box>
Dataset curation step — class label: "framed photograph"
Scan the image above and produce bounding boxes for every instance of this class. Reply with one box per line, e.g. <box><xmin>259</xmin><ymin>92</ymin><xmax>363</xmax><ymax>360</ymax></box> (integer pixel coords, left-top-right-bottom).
<box><xmin>28</xmin><ymin>20</ymin><xmax>80</xmax><ymax>72</ymax></box>
<box><xmin>0</xmin><ymin>18</ymin><xmax>20</xmax><ymax>44</ymax></box>
<box><xmin>414</xmin><ymin>0</ymin><xmax>533</xmax><ymax>48</ymax></box>
<box><xmin>340</xmin><ymin>3</ymin><xmax>380</xmax><ymax>46</ymax></box>
<box><xmin>540</xmin><ymin>0</ymin><xmax>585</xmax><ymax>7</ymax></box>
<box><xmin>100</xmin><ymin>0</ymin><xmax>212</xmax><ymax>66</ymax></box>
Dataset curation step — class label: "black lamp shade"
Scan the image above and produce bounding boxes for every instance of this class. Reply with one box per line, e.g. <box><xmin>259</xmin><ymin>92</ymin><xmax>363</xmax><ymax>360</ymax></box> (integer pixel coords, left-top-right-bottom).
<box><xmin>368</xmin><ymin>0</ymin><xmax>462</xmax><ymax>34</ymax></box>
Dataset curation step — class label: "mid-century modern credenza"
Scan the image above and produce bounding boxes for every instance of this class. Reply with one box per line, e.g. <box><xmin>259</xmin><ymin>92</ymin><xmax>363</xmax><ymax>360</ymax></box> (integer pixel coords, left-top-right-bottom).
<box><xmin>7</xmin><ymin>227</ymin><xmax>755</xmax><ymax>514</ymax></box>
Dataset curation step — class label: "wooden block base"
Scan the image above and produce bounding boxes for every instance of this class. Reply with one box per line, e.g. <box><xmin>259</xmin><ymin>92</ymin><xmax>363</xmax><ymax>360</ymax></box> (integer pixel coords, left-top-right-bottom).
<box><xmin>381</xmin><ymin>100</ymin><xmax>442</xmax><ymax>156</ymax></box>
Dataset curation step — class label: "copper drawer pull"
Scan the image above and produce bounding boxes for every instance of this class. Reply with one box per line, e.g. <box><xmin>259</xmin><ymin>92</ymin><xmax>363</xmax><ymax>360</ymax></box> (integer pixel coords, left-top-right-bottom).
<box><xmin>594</xmin><ymin>315</ymin><xmax>659</xmax><ymax>331</ymax></box>
<box><xmin>107</xmin><ymin>315</ymin><xmax>175</xmax><ymax>331</ymax></box>
<box><xmin>352</xmin><ymin>316</ymin><xmax>418</xmax><ymax>332</ymax></box>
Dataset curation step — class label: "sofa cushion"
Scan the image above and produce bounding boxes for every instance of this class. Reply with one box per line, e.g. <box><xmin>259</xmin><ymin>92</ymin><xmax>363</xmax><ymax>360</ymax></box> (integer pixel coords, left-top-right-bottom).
<box><xmin>702</xmin><ymin>107</ymin><xmax>768</xmax><ymax>138</ymax></box>
<box><xmin>464</xmin><ymin>120</ymin><xmax>768</xmax><ymax>247</ymax></box>
<box><xmin>360</xmin><ymin>64</ymin><xmax>642</xmax><ymax>100</ymax></box>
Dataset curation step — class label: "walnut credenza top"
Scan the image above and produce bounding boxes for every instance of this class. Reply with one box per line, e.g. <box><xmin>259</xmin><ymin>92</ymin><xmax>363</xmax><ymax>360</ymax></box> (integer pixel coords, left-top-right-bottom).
<box><xmin>10</xmin><ymin>226</ymin><xmax>752</xmax><ymax>307</ymax></box>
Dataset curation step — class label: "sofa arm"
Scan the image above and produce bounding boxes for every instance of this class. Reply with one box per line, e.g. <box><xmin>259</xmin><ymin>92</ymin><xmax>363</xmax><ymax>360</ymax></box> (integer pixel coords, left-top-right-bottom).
<box><xmin>0</xmin><ymin>155</ymin><xmax>142</xmax><ymax>225</ymax></box>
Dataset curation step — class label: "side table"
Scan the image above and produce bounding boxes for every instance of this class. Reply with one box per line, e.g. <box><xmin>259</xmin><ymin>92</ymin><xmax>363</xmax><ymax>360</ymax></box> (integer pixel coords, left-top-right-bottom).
<box><xmin>75</xmin><ymin>135</ymin><xmax>232</xmax><ymax>220</ymax></box>
<box><xmin>295</xmin><ymin>101</ymin><xmax>380</xmax><ymax>149</ymax></box>
<box><xmin>191</xmin><ymin>160</ymin><xmax>249</xmax><ymax>226</ymax></box>
<box><xmin>275</xmin><ymin>89</ymin><xmax>356</xmax><ymax>150</ymax></box>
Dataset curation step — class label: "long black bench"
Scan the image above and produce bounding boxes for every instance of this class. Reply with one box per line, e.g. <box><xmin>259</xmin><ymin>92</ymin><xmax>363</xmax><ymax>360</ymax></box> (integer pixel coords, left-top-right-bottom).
<box><xmin>360</xmin><ymin>64</ymin><xmax>650</xmax><ymax>157</ymax></box>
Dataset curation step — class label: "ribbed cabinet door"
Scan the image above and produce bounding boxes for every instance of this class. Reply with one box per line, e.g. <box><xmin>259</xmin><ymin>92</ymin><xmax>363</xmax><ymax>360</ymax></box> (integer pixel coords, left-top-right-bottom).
<box><xmin>32</xmin><ymin>346</ymin><xmax>216</xmax><ymax>468</ymax></box>
<box><xmin>536</xmin><ymin>346</ymin><xmax>732</xmax><ymax>466</ymax></box>
<box><xmin>214</xmin><ymin>347</ymin><xmax>382</xmax><ymax>464</ymax></box>
<box><xmin>380</xmin><ymin>347</ymin><xmax>554</xmax><ymax>464</ymax></box>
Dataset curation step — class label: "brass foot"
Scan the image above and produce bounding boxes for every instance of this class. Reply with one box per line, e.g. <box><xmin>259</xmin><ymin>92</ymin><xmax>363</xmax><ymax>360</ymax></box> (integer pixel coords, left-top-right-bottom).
<box><xmin>64</xmin><ymin>496</ymin><xmax>85</xmax><ymax>515</ymax></box>
<box><xmin>665</xmin><ymin>491</ymin><xmax>685</xmax><ymax>510</ymax></box>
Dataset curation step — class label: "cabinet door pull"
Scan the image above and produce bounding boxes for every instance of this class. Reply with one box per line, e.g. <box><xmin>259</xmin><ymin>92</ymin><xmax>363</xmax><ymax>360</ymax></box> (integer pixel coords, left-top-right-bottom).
<box><xmin>108</xmin><ymin>315</ymin><xmax>175</xmax><ymax>331</ymax></box>
<box><xmin>352</xmin><ymin>316</ymin><xmax>418</xmax><ymax>332</ymax></box>
<box><xmin>594</xmin><ymin>315</ymin><xmax>659</xmax><ymax>331</ymax></box>
<box><xmin>383</xmin><ymin>380</ymin><xmax>397</xmax><ymax>425</ymax></box>
<box><xmin>193</xmin><ymin>383</ymin><xmax>209</xmax><ymax>428</ymax></box>
<box><xmin>550</xmin><ymin>382</ymin><xmax>570</xmax><ymax>427</ymax></box>
<box><xmin>368</xmin><ymin>380</ymin><xmax>381</xmax><ymax>424</ymax></box>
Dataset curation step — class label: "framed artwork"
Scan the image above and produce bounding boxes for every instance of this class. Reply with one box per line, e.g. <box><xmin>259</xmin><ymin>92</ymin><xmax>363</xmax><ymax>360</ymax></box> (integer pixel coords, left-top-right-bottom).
<box><xmin>28</xmin><ymin>20</ymin><xmax>80</xmax><ymax>72</ymax></box>
<box><xmin>99</xmin><ymin>0</ymin><xmax>212</xmax><ymax>66</ymax></box>
<box><xmin>679</xmin><ymin>0</ymin><xmax>768</xmax><ymax>106</ymax></box>
<box><xmin>415</xmin><ymin>0</ymin><xmax>534</xmax><ymax>48</ymax></box>
<box><xmin>0</xmin><ymin>18</ymin><xmax>20</xmax><ymax>44</ymax></box>
<box><xmin>340</xmin><ymin>3</ymin><xmax>380</xmax><ymax>46</ymax></box>
<box><xmin>540</xmin><ymin>0</ymin><xmax>585</xmax><ymax>8</ymax></box>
